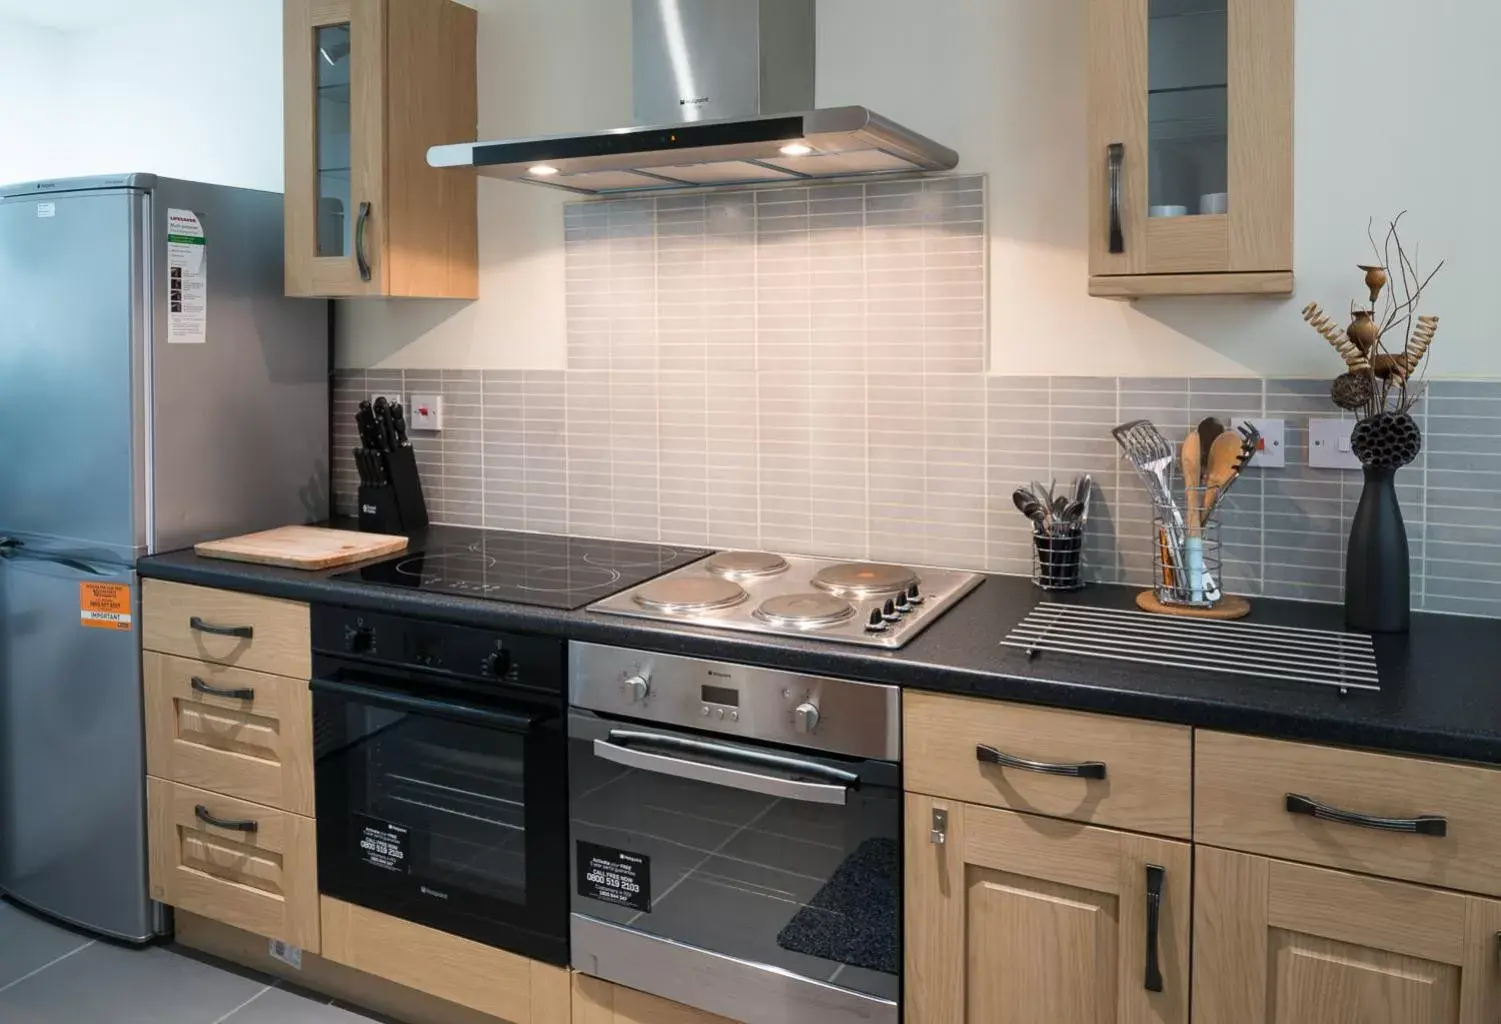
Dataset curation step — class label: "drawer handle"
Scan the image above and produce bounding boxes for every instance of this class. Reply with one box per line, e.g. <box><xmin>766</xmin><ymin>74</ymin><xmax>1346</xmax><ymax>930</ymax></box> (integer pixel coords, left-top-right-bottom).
<box><xmin>1284</xmin><ymin>793</ymin><xmax>1447</xmax><ymax>837</ymax></box>
<box><xmin>976</xmin><ymin>743</ymin><xmax>1107</xmax><ymax>780</ymax></box>
<box><xmin>194</xmin><ymin>804</ymin><xmax>259</xmax><ymax>833</ymax></box>
<box><xmin>1144</xmin><ymin>864</ymin><xmax>1164</xmax><ymax>992</ymax></box>
<box><xmin>1107</xmin><ymin>142</ymin><xmax>1125</xmax><ymax>254</ymax></box>
<box><xmin>189</xmin><ymin>616</ymin><xmax>254</xmax><ymax>639</ymax></box>
<box><xmin>190</xmin><ymin>676</ymin><xmax>256</xmax><ymax>701</ymax></box>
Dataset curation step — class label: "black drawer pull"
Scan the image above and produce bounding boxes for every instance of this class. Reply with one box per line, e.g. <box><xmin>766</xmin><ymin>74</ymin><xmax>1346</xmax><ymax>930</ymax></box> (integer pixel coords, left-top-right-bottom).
<box><xmin>1107</xmin><ymin>142</ymin><xmax>1125</xmax><ymax>254</ymax></box>
<box><xmin>194</xmin><ymin>804</ymin><xmax>259</xmax><ymax>833</ymax></box>
<box><xmin>189</xmin><ymin>616</ymin><xmax>253</xmax><ymax>639</ymax></box>
<box><xmin>1144</xmin><ymin>864</ymin><xmax>1164</xmax><ymax>992</ymax></box>
<box><xmin>1284</xmin><ymin>793</ymin><xmax>1447</xmax><ymax>837</ymax></box>
<box><xmin>976</xmin><ymin>744</ymin><xmax>1106</xmax><ymax>780</ymax></box>
<box><xmin>190</xmin><ymin>676</ymin><xmax>256</xmax><ymax>701</ymax></box>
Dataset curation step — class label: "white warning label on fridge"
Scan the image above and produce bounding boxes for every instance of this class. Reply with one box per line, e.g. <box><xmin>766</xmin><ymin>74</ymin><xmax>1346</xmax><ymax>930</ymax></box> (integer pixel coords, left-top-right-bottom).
<box><xmin>166</xmin><ymin>208</ymin><xmax>207</xmax><ymax>344</ymax></box>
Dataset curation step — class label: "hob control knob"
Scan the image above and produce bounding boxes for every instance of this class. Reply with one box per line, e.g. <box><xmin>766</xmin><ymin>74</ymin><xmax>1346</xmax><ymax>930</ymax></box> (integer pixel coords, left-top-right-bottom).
<box><xmin>865</xmin><ymin>609</ymin><xmax>887</xmax><ymax>632</ymax></box>
<box><xmin>794</xmin><ymin>701</ymin><xmax>821</xmax><ymax>734</ymax></box>
<box><xmin>893</xmin><ymin>592</ymin><xmax>911</xmax><ymax>613</ymax></box>
<box><xmin>907</xmin><ymin>582</ymin><xmax>924</xmax><ymax>604</ymax></box>
<box><xmin>624</xmin><ymin>673</ymin><xmax>651</xmax><ymax>702</ymax></box>
<box><xmin>348</xmin><ymin>627</ymin><xmax>374</xmax><ymax>654</ymax></box>
<box><xmin>882</xmin><ymin>598</ymin><xmax>900</xmax><ymax>622</ymax></box>
<box><xmin>486</xmin><ymin>650</ymin><xmax>512</xmax><ymax>677</ymax></box>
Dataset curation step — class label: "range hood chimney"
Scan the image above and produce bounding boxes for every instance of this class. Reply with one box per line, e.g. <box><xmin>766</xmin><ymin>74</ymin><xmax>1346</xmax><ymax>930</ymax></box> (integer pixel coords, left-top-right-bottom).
<box><xmin>428</xmin><ymin>0</ymin><xmax>958</xmax><ymax>195</ymax></box>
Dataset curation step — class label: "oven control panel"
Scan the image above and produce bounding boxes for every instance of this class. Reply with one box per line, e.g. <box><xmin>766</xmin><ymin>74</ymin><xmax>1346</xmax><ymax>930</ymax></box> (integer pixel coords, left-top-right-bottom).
<box><xmin>568</xmin><ymin>641</ymin><xmax>900</xmax><ymax>761</ymax></box>
<box><xmin>312</xmin><ymin>605</ymin><xmax>565</xmax><ymax>692</ymax></box>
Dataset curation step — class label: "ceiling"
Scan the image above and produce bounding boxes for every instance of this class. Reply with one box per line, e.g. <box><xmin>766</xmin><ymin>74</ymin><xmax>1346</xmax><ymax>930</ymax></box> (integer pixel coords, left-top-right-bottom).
<box><xmin>0</xmin><ymin>0</ymin><xmax>135</xmax><ymax>31</ymax></box>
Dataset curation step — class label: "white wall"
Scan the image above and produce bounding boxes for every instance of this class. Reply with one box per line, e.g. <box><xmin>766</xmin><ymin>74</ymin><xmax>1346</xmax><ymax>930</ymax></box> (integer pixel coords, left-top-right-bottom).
<box><xmin>0</xmin><ymin>19</ymin><xmax>74</xmax><ymax>184</ymax></box>
<box><xmin>0</xmin><ymin>3</ymin><xmax>283</xmax><ymax>191</ymax></box>
<box><xmin>342</xmin><ymin>0</ymin><xmax>1501</xmax><ymax>377</ymax></box>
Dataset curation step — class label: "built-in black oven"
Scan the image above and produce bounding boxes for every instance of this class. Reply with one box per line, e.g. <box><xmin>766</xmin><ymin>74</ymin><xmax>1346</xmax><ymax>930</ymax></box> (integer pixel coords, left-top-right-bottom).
<box><xmin>311</xmin><ymin>605</ymin><xmax>569</xmax><ymax>966</ymax></box>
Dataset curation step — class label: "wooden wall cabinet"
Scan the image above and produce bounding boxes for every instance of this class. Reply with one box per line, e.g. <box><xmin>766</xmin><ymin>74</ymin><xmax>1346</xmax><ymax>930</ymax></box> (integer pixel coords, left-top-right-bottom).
<box><xmin>1087</xmin><ymin>0</ymin><xmax>1293</xmax><ymax>297</ymax></box>
<box><xmin>905</xmin><ymin>794</ymin><xmax>1191</xmax><ymax>1024</ymax></box>
<box><xmin>283</xmin><ymin>0</ymin><xmax>478</xmax><ymax>299</ymax></box>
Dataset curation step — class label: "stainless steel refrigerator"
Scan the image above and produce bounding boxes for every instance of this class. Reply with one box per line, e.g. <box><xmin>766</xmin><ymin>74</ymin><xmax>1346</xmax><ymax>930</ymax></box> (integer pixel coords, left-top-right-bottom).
<box><xmin>0</xmin><ymin>174</ymin><xmax>329</xmax><ymax>942</ymax></box>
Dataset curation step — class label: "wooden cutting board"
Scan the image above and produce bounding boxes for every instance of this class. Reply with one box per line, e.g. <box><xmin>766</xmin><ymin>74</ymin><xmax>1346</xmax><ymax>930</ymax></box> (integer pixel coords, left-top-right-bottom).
<box><xmin>195</xmin><ymin>526</ymin><xmax>408</xmax><ymax>570</ymax></box>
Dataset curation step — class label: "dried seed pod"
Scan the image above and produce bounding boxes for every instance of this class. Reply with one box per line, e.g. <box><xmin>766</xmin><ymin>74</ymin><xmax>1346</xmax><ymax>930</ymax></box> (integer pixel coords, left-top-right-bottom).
<box><xmin>1302</xmin><ymin>302</ymin><xmax>1371</xmax><ymax>371</ymax></box>
<box><xmin>1350</xmin><ymin>411</ymin><xmax>1422</xmax><ymax>470</ymax></box>
<box><xmin>1358</xmin><ymin>264</ymin><xmax>1388</xmax><ymax>304</ymax></box>
<box><xmin>1370</xmin><ymin>353</ymin><xmax>1408</xmax><ymax>381</ymax></box>
<box><xmin>1330</xmin><ymin>371</ymin><xmax>1375</xmax><ymax>411</ymax></box>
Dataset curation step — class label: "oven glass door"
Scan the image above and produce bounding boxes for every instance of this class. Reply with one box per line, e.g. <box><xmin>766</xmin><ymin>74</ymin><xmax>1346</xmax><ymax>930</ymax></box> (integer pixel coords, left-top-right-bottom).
<box><xmin>568</xmin><ymin>710</ymin><xmax>901</xmax><ymax>1004</ymax></box>
<box><xmin>314</xmin><ymin>668</ymin><xmax>568</xmax><ymax>964</ymax></box>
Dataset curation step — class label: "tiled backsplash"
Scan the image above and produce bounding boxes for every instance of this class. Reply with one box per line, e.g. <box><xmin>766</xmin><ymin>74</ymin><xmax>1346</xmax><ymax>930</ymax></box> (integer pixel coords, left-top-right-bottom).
<box><xmin>334</xmin><ymin>175</ymin><xmax>1501</xmax><ymax>619</ymax></box>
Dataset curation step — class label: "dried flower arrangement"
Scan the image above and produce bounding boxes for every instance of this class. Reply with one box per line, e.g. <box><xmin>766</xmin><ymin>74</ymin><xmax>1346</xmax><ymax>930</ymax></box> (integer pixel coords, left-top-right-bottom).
<box><xmin>1300</xmin><ymin>212</ymin><xmax>1443</xmax><ymax>425</ymax></box>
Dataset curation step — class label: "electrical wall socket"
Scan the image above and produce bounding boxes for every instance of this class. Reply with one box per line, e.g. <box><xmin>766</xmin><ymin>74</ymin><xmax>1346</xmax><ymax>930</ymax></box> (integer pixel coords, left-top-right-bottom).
<box><xmin>409</xmin><ymin>394</ymin><xmax>444</xmax><ymax>431</ymax></box>
<box><xmin>1236</xmin><ymin>417</ymin><xmax>1286</xmax><ymax>468</ymax></box>
<box><xmin>1308</xmin><ymin>417</ymin><xmax>1362</xmax><ymax>470</ymax></box>
<box><xmin>374</xmin><ymin>393</ymin><xmax>403</xmax><ymax>412</ymax></box>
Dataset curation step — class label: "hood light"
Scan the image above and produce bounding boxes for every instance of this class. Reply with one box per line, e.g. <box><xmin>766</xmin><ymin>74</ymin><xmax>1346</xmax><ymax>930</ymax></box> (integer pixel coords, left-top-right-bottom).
<box><xmin>529</xmin><ymin>164</ymin><xmax>560</xmax><ymax>176</ymax></box>
<box><xmin>778</xmin><ymin>143</ymin><xmax>813</xmax><ymax>156</ymax></box>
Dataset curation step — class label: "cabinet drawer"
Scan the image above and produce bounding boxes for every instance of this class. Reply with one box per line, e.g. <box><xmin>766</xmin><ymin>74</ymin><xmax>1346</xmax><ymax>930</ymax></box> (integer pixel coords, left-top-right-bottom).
<box><xmin>1196</xmin><ymin>731</ymin><xmax>1501</xmax><ymax>897</ymax></box>
<box><xmin>147</xmin><ymin>778</ymin><xmax>319</xmax><ymax>951</ymax></box>
<box><xmin>144</xmin><ymin>653</ymin><xmax>314</xmax><ymax>815</ymax></box>
<box><xmin>903</xmin><ymin>691</ymin><xmax>1192</xmax><ymax>838</ymax></box>
<box><xmin>143</xmin><ymin>580</ymin><xmax>310</xmax><ymax>678</ymax></box>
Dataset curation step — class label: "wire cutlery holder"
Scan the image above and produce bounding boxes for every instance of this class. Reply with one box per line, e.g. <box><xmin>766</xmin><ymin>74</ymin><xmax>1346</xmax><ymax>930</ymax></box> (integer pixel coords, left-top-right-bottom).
<box><xmin>1032</xmin><ymin>527</ymin><xmax>1087</xmax><ymax>591</ymax></box>
<box><xmin>1153</xmin><ymin>486</ymin><xmax>1222</xmax><ymax>608</ymax></box>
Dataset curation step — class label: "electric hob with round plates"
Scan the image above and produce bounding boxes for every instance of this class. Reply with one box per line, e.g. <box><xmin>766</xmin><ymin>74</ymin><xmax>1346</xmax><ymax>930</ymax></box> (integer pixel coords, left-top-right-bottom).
<box><xmin>591</xmin><ymin>552</ymin><xmax>982</xmax><ymax>648</ymax></box>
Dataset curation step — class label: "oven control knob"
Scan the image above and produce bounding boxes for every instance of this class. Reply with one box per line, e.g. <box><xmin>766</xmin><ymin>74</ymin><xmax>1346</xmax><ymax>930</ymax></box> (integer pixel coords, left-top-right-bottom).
<box><xmin>348</xmin><ymin>627</ymin><xmax>375</xmax><ymax>654</ymax></box>
<box><xmin>793</xmin><ymin>701</ymin><xmax>820</xmax><ymax>734</ymax></box>
<box><xmin>486</xmin><ymin>650</ymin><xmax>512</xmax><ymax>677</ymax></box>
<box><xmin>624</xmin><ymin>673</ymin><xmax>651</xmax><ymax>702</ymax></box>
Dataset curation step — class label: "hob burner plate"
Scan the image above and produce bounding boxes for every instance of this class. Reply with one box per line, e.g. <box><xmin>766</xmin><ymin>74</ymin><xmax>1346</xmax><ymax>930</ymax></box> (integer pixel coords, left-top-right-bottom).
<box><xmin>753</xmin><ymin>592</ymin><xmax>855</xmax><ymax>629</ymax></box>
<box><xmin>811</xmin><ymin>562</ymin><xmax>919</xmax><ymax>598</ymax></box>
<box><xmin>632</xmin><ymin>576</ymin><xmax>748</xmax><ymax>614</ymax></box>
<box><xmin>704</xmin><ymin>551</ymin><xmax>790</xmax><ymax>579</ymax></box>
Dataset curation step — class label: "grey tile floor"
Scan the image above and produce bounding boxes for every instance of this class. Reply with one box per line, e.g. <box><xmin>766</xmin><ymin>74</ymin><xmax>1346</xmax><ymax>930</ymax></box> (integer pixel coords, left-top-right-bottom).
<box><xmin>0</xmin><ymin>898</ymin><xmax>387</xmax><ymax>1024</ymax></box>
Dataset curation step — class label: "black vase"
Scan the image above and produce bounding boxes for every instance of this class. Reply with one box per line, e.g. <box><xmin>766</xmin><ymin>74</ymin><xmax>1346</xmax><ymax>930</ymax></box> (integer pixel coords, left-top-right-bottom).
<box><xmin>1345</xmin><ymin>465</ymin><xmax>1410</xmax><ymax>633</ymax></box>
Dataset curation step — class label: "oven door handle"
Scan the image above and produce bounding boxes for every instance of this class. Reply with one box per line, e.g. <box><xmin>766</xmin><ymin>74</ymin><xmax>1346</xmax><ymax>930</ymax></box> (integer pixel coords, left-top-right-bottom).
<box><xmin>592</xmin><ymin>733</ymin><xmax>855</xmax><ymax>806</ymax></box>
<box><xmin>311</xmin><ymin>676</ymin><xmax>538</xmax><ymax>733</ymax></box>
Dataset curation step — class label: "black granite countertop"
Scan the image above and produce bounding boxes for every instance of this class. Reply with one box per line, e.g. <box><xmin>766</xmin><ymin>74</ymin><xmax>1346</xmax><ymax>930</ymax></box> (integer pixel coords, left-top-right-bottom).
<box><xmin>138</xmin><ymin>525</ymin><xmax>1501</xmax><ymax>764</ymax></box>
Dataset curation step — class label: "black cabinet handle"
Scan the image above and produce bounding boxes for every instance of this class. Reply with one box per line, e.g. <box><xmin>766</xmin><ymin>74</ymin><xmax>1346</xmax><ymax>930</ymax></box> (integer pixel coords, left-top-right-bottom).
<box><xmin>190</xmin><ymin>676</ymin><xmax>256</xmax><ymax>701</ymax></box>
<box><xmin>355</xmin><ymin>201</ymin><xmax>372</xmax><ymax>282</ymax></box>
<box><xmin>1285</xmin><ymin>793</ymin><xmax>1447</xmax><ymax>837</ymax></box>
<box><xmin>1144</xmin><ymin>864</ymin><xmax>1164</xmax><ymax>992</ymax></box>
<box><xmin>976</xmin><ymin>743</ymin><xmax>1106</xmax><ymax>780</ymax></box>
<box><xmin>189</xmin><ymin>616</ymin><xmax>253</xmax><ymax>639</ymax></box>
<box><xmin>1107</xmin><ymin>143</ymin><xmax>1125</xmax><ymax>254</ymax></box>
<box><xmin>194</xmin><ymin>804</ymin><xmax>259</xmax><ymax>833</ymax></box>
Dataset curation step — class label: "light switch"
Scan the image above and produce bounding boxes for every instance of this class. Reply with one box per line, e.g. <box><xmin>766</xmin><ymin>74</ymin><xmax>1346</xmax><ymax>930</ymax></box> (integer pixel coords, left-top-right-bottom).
<box><xmin>1309</xmin><ymin>417</ymin><xmax>1362</xmax><ymax>470</ymax></box>
<box><xmin>409</xmin><ymin>394</ymin><xmax>444</xmax><ymax>431</ymax></box>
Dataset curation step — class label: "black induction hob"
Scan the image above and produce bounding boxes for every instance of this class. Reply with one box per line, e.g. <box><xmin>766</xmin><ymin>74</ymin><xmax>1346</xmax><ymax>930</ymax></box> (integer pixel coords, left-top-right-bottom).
<box><xmin>334</xmin><ymin>529</ymin><xmax>710</xmax><ymax>609</ymax></box>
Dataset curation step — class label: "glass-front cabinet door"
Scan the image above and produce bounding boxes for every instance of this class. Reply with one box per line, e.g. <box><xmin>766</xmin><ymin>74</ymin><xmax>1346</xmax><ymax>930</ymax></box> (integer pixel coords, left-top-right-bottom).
<box><xmin>1088</xmin><ymin>0</ymin><xmax>1292</xmax><ymax>296</ymax></box>
<box><xmin>284</xmin><ymin>0</ymin><xmax>385</xmax><ymax>296</ymax></box>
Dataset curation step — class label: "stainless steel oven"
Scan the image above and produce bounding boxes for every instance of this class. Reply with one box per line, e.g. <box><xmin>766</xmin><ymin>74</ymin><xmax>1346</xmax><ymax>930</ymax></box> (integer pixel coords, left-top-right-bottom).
<box><xmin>311</xmin><ymin>606</ymin><xmax>570</xmax><ymax>966</ymax></box>
<box><xmin>568</xmin><ymin>642</ymin><xmax>901</xmax><ymax>1024</ymax></box>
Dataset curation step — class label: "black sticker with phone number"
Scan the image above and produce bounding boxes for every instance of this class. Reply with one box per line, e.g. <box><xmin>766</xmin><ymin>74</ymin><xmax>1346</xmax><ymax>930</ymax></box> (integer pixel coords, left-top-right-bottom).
<box><xmin>577</xmin><ymin>841</ymin><xmax>651</xmax><ymax>912</ymax></box>
<box><xmin>357</xmin><ymin>816</ymin><xmax>410</xmax><ymax>874</ymax></box>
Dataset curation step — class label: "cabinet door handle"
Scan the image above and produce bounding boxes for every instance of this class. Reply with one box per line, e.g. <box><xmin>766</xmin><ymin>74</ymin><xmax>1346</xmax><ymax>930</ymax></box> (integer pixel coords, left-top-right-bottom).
<box><xmin>189</xmin><ymin>616</ymin><xmax>254</xmax><ymax>639</ymax></box>
<box><xmin>194</xmin><ymin>804</ymin><xmax>259</xmax><ymax>833</ymax></box>
<box><xmin>190</xmin><ymin>676</ymin><xmax>256</xmax><ymax>701</ymax></box>
<box><xmin>1285</xmin><ymin>793</ymin><xmax>1447</xmax><ymax>837</ymax></box>
<box><xmin>355</xmin><ymin>201</ymin><xmax>372</xmax><ymax>282</ymax></box>
<box><xmin>976</xmin><ymin>743</ymin><xmax>1106</xmax><ymax>780</ymax></box>
<box><xmin>1107</xmin><ymin>143</ymin><xmax>1125</xmax><ymax>254</ymax></box>
<box><xmin>1144</xmin><ymin>864</ymin><xmax>1164</xmax><ymax>992</ymax></box>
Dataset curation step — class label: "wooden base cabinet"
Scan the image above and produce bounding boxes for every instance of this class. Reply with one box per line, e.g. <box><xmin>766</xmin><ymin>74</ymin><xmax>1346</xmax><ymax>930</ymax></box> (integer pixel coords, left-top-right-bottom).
<box><xmin>1193</xmin><ymin>846</ymin><xmax>1501</xmax><ymax>1022</ymax></box>
<box><xmin>905</xmin><ymin>793</ymin><xmax>1190</xmax><ymax>1024</ymax></box>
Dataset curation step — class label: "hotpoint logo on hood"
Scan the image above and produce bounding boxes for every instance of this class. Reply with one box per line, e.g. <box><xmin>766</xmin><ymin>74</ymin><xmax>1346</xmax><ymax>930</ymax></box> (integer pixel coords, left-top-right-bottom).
<box><xmin>679</xmin><ymin>96</ymin><xmax>710</xmax><ymax>106</ymax></box>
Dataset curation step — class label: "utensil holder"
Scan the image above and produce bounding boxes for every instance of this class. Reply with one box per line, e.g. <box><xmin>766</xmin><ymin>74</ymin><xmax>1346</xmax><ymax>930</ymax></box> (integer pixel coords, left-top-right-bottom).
<box><xmin>1032</xmin><ymin>528</ymin><xmax>1086</xmax><ymax>591</ymax></box>
<box><xmin>1152</xmin><ymin>487</ymin><xmax>1222</xmax><ymax>608</ymax></box>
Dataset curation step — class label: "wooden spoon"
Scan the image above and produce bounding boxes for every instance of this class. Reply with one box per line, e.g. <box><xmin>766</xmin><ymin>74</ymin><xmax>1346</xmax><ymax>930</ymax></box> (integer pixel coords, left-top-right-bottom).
<box><xmin>1196</xmin><ymin>417</ymin><xmax>1224</xmax><ymax>474</ymax></box>
<box><xmin>1181</xmin><ymin>429</ymin><xmax>1203</xmax><ymax>537</ymax></box>
<box><xmin>1201</xmin><ymin>431</ymin><xmax>1246</xmax><ymax>521</ymax></box>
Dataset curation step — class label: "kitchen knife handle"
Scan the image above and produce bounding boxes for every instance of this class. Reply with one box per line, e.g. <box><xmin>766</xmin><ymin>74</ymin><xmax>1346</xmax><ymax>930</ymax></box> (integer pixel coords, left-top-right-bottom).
<box><xmin>976</xmin><ymin>744</ymin><xmax>1106</xmax><ymax>780</ymax></box>
<box><xmin>189</xmin><ymin>616</ymin><xmax>254</xmax><ymax>640</ymax></box>
<box><xmin>190</xmin><ymin>676</ymin><xmax>256</xmax><ymax>701</ymax></box>
<box><xmin>1107</xmin><ymin>143</ymin><xmax>1125</xmax><ymax>254</ymax></box>
<box><xmin>194</xmin><ymin>804</ymin><xmax>259</xmax><ymax>833</ymax></box>
<box><xmin>1285</xmin><ymin>793</ymin><xmax>1447</xmax><ymax>836</ymax></box>
<box><xmin>1144</xmin><ymin>864</ymin><xmax>1165</xmax><ymax>992</ymax></box>
<box><xmin>355</xmin><ymin>201</ymin><xmax>372</xmax><ymax>282</ymax></box>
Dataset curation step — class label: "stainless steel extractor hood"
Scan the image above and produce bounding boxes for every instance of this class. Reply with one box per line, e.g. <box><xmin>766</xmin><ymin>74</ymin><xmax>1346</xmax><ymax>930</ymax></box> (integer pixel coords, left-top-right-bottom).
<box><xmin>427</xmin><ymin>0</ymin><xmax>959</xmax><ymax>196</ymax></box>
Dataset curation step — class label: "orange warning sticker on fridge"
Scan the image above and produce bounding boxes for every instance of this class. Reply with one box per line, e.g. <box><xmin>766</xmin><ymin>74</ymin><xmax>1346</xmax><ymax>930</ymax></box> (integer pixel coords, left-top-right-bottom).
<box><xmin>80</xmin><ymin>582</ymin><xmax>132</xmax><ymax>630</ymax></box>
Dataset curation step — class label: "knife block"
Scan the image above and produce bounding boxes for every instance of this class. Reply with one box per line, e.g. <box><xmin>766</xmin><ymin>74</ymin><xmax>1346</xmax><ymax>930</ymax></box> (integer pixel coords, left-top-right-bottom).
<box><xmin>358</xmin><ymin>484</ymin><xmax>404</xmax><ymax>534</ymax></box>
<box><xmin>355</xmin><ymin>446</ymin><xmax>428</xmax><ymax>534</ymax></box>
